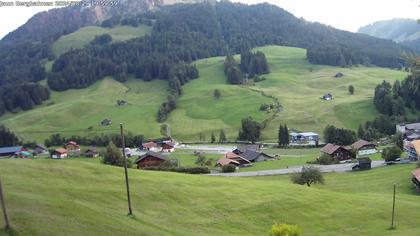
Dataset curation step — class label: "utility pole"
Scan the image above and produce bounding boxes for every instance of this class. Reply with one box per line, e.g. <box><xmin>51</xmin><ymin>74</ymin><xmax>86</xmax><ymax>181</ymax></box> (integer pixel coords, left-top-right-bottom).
<box><xmin>0</xmin><ymin>177</ymin><xmax>10</xmax><ymax>230</ymax></box>
<box><xmin>120</xmin><ymin>123</ymin><xmax>133</xmax><ymax>216</ymax></box>
<box><xmin>391</xmin><ymin>183</ymin><xmax>396</xmax><ymax>229</ymax></box>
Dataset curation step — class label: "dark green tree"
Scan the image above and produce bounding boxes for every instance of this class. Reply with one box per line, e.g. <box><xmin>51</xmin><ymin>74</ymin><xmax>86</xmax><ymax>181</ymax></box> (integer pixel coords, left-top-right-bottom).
<box><xmin>219</xmin><ymin>129</ymin><xmax>227</xmax><ymax>143</ymax></box>
<box><xmin>291</xmin><ymin>166</ymin><xmax>324</xmax><ymax>186</ymax></box>
<box><xmin>348</xmin><ymin>85</ymin><xmax>355</xmax><ymax>95</ymax></box>
<box><xmin>238</xmin><ymin>117</ymin><xmax>261</xmax><ymax>143</ymax></box>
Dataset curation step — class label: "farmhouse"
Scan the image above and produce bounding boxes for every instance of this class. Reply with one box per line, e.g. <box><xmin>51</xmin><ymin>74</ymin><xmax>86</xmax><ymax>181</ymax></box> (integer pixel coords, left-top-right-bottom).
<box><xmin>34</xmin><ymin>144</ymin><xmax>48</xmax><ymax>155</ymax></box>
<box><xmin>233</xmin><ymin>144</ymin><xmax>262</xmax><ymax>155</ymax></box>
<box><xmin>321</xmin><ymin>143</ymin><xmax>353</xmax><ymax>161</ymax></box>
<box><xmin>350</xmin><ymin>140</ymin><xmax>377</xmax><ymax>156</ymax></box>
<box><xmin>216</xmin><ymin>152</ymin><xmax>251</xmax><ymax>167</ymax></box>
<box><xmin>411</xmin><ymin>168</ymin><xmax>420</xmax><ymax>191</ymax></box>
<box><xmin>322</xmin><ymin>93</ymin><xmax>333</xmax><ymax>101</ymax></box>
<box><xmin>134</xmin><ymin>151</ymin><xmax>167</xmax><ymax>168</ymax></box>
<box><xmin>142</xmin><ymin>141</ymin><xmax>162</xmax><ymax>152</ymax></box>
<box><xmin>290</xmin><ymin>132</ymin><xmax>319</xmax><ymax>144</ymax></box>
<box><xmin>65</xmin><ymin>141</ymin><xmax>81</xmax><ymax>156</ymax></box>
<box><xmin>51</xmin><ymin>148</ymin><xmax>68</xmax><ymax>159</ymax></box>
<box><xmin>239</xmin><ymin>149</ymin><xmax>275</xmax><ymax>162</ymax></box>
<box><xmin>162</xmin><ymin>142</ymin><xmax>175</xmax><ymax>153</ymax></box>
<box><xmin>407</xmin><ymin>140</ymin><xmax>420</xmax><ymax>161</ymax></box>
<box><xmin>85</xmin><ymin>148</ymin><xmax>99</xmax><ymax>158</ymax></box>
<box><xmin>0</xmin><ymin>146</ymin><xmax>25</xmax><ymax>158</ymax></box>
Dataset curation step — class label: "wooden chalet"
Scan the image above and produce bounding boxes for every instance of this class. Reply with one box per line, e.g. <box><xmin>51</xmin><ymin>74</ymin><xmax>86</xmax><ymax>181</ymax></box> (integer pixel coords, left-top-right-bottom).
<box><xmin>411</xmin><ymin>168</ymin><xmax>420</xmax><ymax>191</ymax></box>
<box><xmin>34</xmin><ymin>144</ymin><xmax>48</xmax><ymax>155</ymax></box>
<box><xmin>350</xmin><ymin>140</ymin><xmax>377</xmax><ymax>156</ymax></box>
<box><xmin>321</xmin><ymin>143</ymin><xmax>353</xmax><ymax>161</ymax></box>
<box><xmin>239</xmin><ymin>149</ymin><xmax>275</xmax><ymax>163</ymax></box>
<box><xmin>141</xmin><ymin>142</ymin><xmax>161</xmax><ymax>152</ymax></box>
<box><xmin>65</xmin><ymin>141</ymin><xmax>81</xmax><ymax>156</ymax></box>
<box><xmin>162</xmin><ymin>142</ymin><xmax>176</xmax><ymax>153</ymax></box>
<box><xmin>51</xmin><ymin>148</ymin><xmax>68</xmax><ymax>159</ymax></box>
<box><xmin>216</xmin><ymin>152</ymin><xmax>251</xmax><ymax>167</ymax></box>
<box><xmin>134</xmin><ymin>151</ymin><xmax>167</xmax><ymax>168</ymax></box>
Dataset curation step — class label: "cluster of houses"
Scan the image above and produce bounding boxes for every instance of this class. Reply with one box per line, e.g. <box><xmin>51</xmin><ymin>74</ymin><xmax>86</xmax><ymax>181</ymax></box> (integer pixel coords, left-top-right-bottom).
<box><xmin>397</xmin><ymin>122</ymin><xmax>420</xmax><ymax>161</ymax></box>
<box><xmin>216</xmin><ymin>144</ymin><xmax>276</xmax><ymax>168</ymax></box>
<box><xmin>50</xmin><ymin>141</ymin><xmax>99</xmax><ymax>159</ymax></box>
<box><xmin>141</xmin><ymin>140</ymin><xmax>176</xmax><ymax>153</ymax></box>
<box><xmin>320</xmin><ymin>139</ymin><xmax>378</xmax><ymax>169</ymax></box>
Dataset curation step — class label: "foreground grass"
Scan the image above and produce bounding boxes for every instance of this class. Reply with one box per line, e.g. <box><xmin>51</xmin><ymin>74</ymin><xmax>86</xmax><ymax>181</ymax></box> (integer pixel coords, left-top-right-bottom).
<box><xmin>0</xmin><ymin>159</ymin><xmax>419</xmax><ymax>235</ymax></box>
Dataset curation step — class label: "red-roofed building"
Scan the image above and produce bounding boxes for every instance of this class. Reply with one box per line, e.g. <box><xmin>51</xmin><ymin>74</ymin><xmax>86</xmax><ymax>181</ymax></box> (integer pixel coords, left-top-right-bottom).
<box><xmin>321</xmin><ymin>143</ymin><xmax>353</xmax><ymax>161</ymax></box>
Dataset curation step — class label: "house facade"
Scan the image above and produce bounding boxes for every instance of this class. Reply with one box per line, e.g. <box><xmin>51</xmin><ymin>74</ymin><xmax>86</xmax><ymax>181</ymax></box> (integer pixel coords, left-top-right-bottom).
<box><xmin>134</xmin><ymin>151</ymin><xmax>166</xmax><ymax>168</ymax></box>
<box><xmin>321</xmin><ymin>143</ymin><xmax>353</xmax><ymax>161</ymax></box>
<box><xmin>51</xmin><ymin>148</ymin><xmax>68</xmax><ymax>159</ymax></box>
<box><xmin>65</xmin><ymin>141</ymin><xmax>81</xmax><ymax>156</ymax></box>
<box><xmin>350</xmin><ymin>140</ymin><xmax>377</xmax><ymax>156</ymax></box>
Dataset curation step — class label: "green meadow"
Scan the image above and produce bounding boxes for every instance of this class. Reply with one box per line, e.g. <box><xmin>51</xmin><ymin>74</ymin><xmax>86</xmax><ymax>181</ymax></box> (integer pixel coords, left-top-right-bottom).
<box><xmin>52</xmin><ymin>25</ymin><xmax>151</xmax><ymax>56</ymax></box>
<box><xmin>0</xmin><ymin>159</ymin><xmax>419</xmax><ymax>235</ymax></box>
<box><xmin>0</xmin><ymin>46</ymin><xmax>410</xmax><ymax>142</ymax></box>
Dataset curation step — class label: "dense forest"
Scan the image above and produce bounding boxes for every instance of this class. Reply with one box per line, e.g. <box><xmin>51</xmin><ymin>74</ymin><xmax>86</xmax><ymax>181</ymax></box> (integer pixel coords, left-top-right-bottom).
<box><xmin>224</xmin><ymin>50</ymin><xmax>269</xmax><ymax>84</ymax></box>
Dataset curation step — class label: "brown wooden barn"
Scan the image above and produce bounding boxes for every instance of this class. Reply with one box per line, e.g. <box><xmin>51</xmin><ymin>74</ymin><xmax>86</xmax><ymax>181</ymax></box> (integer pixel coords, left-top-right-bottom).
<box><xmin>321</xmin><ymin>143</ymin><xmax>353</xmax><ymax>161</ymax></box>
<box><xmin>134</xmin><ymin>151</ymin><xmax>167</xmax><ymax>168</ymax></box>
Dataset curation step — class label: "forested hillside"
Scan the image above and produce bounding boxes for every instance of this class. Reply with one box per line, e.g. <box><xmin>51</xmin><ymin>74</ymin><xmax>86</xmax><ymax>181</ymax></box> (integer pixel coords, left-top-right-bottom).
<box><xmin>0</xmin><ymin>1</ymin><xmax>410</xmax><ymax>119</ymax></box>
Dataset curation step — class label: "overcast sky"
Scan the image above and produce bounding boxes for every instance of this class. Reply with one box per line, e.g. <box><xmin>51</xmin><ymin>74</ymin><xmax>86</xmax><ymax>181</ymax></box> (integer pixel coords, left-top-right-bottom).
<box><xmin>0</xmin><ymin>0</ymin><xmax>419</xmax><ymax>39</ymax></box>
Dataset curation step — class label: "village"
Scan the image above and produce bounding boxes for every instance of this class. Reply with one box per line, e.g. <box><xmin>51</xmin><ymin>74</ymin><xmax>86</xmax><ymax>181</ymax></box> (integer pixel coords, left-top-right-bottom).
<box><xmin>2</xmin><ymin>122</ymin><xmax>420</xmax><ymax>190</ymax></box>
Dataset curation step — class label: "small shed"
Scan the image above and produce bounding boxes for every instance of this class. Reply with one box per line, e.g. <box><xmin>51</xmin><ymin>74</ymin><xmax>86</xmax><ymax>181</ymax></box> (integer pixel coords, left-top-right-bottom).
<box><xmin>352</xmin><ymin>157</ymin><xmax>372</xmax><ymax>171</ymax></box>
<box><xmin>134</xmin><ymin>151</ymin><xmax>167</xmax><ymax>168</ymax></box>
<box><xmin>322</xmin><ymin>93</ymin><xmax>333</xmax><ymax>101</ymax></box>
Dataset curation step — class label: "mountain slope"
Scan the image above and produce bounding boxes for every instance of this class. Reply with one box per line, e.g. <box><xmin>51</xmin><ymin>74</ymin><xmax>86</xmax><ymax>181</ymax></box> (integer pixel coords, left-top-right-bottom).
<box><xmin>358</xmin><ymin>18</ymin><xmax>420</xmax><ymax>43</ymax></box>
<box><xmin>0</xmin><ymin>159</ymin><xmax>419</xmax><ymax>235</ymax></box>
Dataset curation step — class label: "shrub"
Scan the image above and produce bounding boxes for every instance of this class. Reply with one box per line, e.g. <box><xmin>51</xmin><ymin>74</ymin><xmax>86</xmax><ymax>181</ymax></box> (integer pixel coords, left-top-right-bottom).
<box><xmin>269</xmin><ymin>223</ymin><xmax>302</xmax><ymax>236</ymax></box>
<box><xmin>102</xmin><ymin>141</ymin><xmax>131</xmax><ymax>167</ymax></box>
<box><xmin>291</xmin><ymin>166</ymin><xmax>324</xmax><ymax>186</ymax></box>
<box><xmin>316</xmin><ymin>154</ymin><xmax>339</xmax><ymax>165</ymax></box>
<box><xmin>382</xmin><ymin>146</ymin><xmax>402</xmax><ymax>162</ymax></box>
<box><xmin>222</xmin><ymin>165</ymin><xmax>236</xmax><ymax>173</ymax></box>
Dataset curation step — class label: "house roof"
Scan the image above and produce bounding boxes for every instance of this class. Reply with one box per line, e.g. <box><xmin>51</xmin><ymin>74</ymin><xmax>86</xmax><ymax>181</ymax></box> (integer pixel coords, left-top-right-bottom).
<box><xmin>321</xmin><ymin>143</ymin><xmax>342</xmax><ymax>155</ymax></box>
<box><xmin>411</xmin><ymin>140</ymin><xmax>420</xmax><ymax>155</ymax></box>
<box><xmin>217</xmin><ymin>157</ymin><xmax>240</xmax><ymax>166</ymax></box>
<box><xmin>351</xmin><ymin>140</ymin><xmax>376</xmax><ymax>150</ymax></box>
<box><xmin>224</xmin><ymin>152</ymin><xmax>251</xmax><ymax>164</ymax></box>
<box><xmin>240</xmin><ymin>150</ymin><xmax>274</xmax><ymax>161</ymax></box>
<box><xmin>55</xmin><ymin>148</ymin><xmax>67</xmax><ymax>154</ymax></box>
<box><xmin>162</xmin><ymin>142</ymin><xmax>176</xmax><ymax>149</ymax></box>
<box><xmin>412</xmin><ymin>168</ymin><xmax>420</xmax><ymax>182</ymax></box>
<box><xmin>407</xmin><ymin>133</ymin><xmax>420</xmax><ymax>140</ymax></box>
<box><xmin>67</xmin><ymin>141</ymin><xmax>78</xmax><ymax>146</ymax></box>
<box><xmin>357</xmin><ymin>157</ymin><xmax>372</xmax><ymax>164</ymax></box>
<box><xmin>234</xmin><ymin>144</ymin><xmax>261</xmax><ymax>153</ymax></box>
<box><xmin>299</xmin><ymin>132</ymin><xmax>319</xmax><ymax>137</ymax></box>
<box><xmin>134</xmin><ymin>151</ymin><xmax>166</xmax><ymax>164</ymax></box>
<box><xmin>36</xmin><ymin>144</ymin><xmax>47</xmax><ymax>150</ymax></box>
<box><xmin>142</xmin><ymin>142</ymin><xmax>157</xmax><ymax>149</ymax></box>
<box><xmin>0</xmin><ymin>146</ymin><xmax>22</xmax><ymax>154</ymax></box>
<box><xmin>406</xmin><ymin>123</ymin><xmax>420</xmax><ymax>131</ymax></box>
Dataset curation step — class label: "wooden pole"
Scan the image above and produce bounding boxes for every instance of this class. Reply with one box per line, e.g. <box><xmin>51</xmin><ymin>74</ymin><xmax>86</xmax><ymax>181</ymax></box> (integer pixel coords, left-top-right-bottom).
<box><xmin>391</xmin><ymin>183</ymin><xmax>396</xmax><ymax>229</ymax></box>
<box><xmin>0</xmin><ymin>177</ymin><xmax>10</xmax><ymax>229</ymax></box>
<box><xmin>120</xmin><ymin>123</ymin><xmax>133</xmax><ymax>216</ymax></box>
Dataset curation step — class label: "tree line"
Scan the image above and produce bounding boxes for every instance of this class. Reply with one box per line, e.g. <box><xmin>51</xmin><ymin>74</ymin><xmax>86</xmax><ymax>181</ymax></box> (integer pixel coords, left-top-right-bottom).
<box><xmin>0</xmin><ymin>125</ymin><xmax>20</xmax><ymax>147</ymax></box>
<box><xmin>44</xmin><ymin>133</ymin><xmax>145</xmax><ymax>148</ymax></box>
<box><xmin>224</xmin><ymin>50</ymin><xmax>270</xmax><ymax>84</ymax></box>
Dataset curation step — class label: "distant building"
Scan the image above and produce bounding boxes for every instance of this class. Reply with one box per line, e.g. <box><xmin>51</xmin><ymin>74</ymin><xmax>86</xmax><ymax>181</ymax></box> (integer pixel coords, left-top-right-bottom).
<box><xmin>85</xmin><ymin>148</ymin><xmax>99</xmax><ymax>158</ymax></box>
<box><xmin>321</xmin><ymin>143</ymin><xmax>353</xmax><ymax>161</ymax></box>
<box><xmin>141</xmin><ymin>142</ymin><xmax>162</xmax><ymax>152</ymax></box>
<box><xmin>290</xmin><ymin>132</ymin><xmax>319</xmax><ymax>144</ymax></box>
<box><xmin>406</xmin><ymin>140</ymin><xmax>420</xmax><ymax>161</ymax></box>
<box><xmin>352</xmin><ymin>157</ymin><xmax>372</xmax><ymax>171</ymax></box>
<box><xmin>65</xmin><ymin>141</ymin><xmax>81</xmax><ymax>156</ymax></box>
<box><xmin>350</xmin><ymin>140</ymin><xmax>377</xmax><ymax>156</ymax></box>
<box><xmin>322</xmin><ymin>93</ymin><xmax>333</xmax><ymax>101</ymax></box>
<box><xmin>216</xmin><ymin>152</ymin><xmax>251</xmax><ymax>167</ymax></box>
<box><xmin>51</xmin><ymin>148</ymin><xmax>68</xmax><ymax>159</ymax></box>
<box><xmin>239</xmin><ymin>149</ymin><xmax>275</xmax><ymax>163</ymax></box>
<box><xmin>396</xmin><ymin>123</ymin><xmax>420</xmax><ymax>135</ymax></box>
<box><xmin>134</xmin><ymin>151</ymin><xmax>167</xmax><ymax>168</ymax></box>
<box><xmin>34</xmin><ymin>144</ymin><xmax>48</xmax><ymax>155</ymax></box>
<box><xmin>0</xmin><ymin>146</ymin><xmax>25</xmax><ymax>158</ymax></box>
<box><xmin>232</xmin><ymin>144</ymin><xmax>262</xmax><ymax>155</ymax></box>
<box><xmin>162</xmin><ymin>142</ymin><xmax>175</xmax><ymax>153</ymax></box>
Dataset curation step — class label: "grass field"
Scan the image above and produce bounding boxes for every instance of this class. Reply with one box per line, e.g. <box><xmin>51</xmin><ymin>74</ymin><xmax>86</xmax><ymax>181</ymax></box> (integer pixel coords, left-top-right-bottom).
<box><xmin>0</xmin><ymin>45</ymin><xmax>410</xmax><ymax>142</ymax></box>
<box><xmin>52</xmin><ymin>25</ymin><xmax>151</xmax><ymax>56</ymax></box>
<box><xmin>0</xmin><ymin>159</ymin><xmax>419</xmax><ymax>235</ymax></box>
<box><xmin>0</xmin><ymin>78</ymin><xmax>168</xmax><ymax>142</ymax></box>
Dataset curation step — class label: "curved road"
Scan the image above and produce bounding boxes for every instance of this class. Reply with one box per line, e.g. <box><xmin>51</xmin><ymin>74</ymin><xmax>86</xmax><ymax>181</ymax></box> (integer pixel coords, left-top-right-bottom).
<box><xmin>207</xmin><ymin>161</ymin><xmax>386</xmax><ymax>177</ymax></box>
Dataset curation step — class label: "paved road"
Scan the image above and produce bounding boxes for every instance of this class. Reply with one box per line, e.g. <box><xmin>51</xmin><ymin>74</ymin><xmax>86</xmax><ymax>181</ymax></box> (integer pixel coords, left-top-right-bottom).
<box><xmin>176</xmin><ymin>144</ymin><xmax>236</xmax><ymax>154</ymax></box>
<box><xmin>207</xmin><ymin>160</ymin><xmax>386</xmax><ymax>177</ymax></box>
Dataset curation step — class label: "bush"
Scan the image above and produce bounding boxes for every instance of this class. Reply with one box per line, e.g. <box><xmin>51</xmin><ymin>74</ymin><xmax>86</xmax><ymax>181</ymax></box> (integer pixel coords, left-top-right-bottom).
<box><xmin>382</xmin><ymin>146</ymin><xmax>402</xmax><ymax>162</ymax></box>
<box><xmin>291</xmin><ymin>166</ymin><xmax>324</xmax><ymax>186</ymax></box>
<box><xmin>222</xmin><ymin>165</ymin><xmax>236</xmax><ymax>173</ymax></box>
<box><xmin>269</xmin><ymin>223</ymin><xmax>302</xmax><ymax>236</ymax></box>
<box><xmin>316</xmin><ymin>154</ymin><xmax>339</xmax><ymax>165</ymax></box>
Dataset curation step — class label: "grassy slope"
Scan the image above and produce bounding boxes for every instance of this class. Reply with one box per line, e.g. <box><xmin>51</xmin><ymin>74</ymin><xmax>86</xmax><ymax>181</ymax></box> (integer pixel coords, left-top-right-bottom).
<box><xmin>0</xmin><ymin>159</ymin><xmax>419</xmax><ymax>235</ymax></box>
<box><xmin>52</xmin><ymin>25</ymin><xmax>151</xmax><ymax>56</ymax></box>
<box><xmin>0</xmin><ymin>78</ymin><xmax>168</xmax><ymax>142</ymax></box>
<box><xmin>0</xmin><ymin>46</ymin><xmax>409</xmax><ymax>142</ymax></box>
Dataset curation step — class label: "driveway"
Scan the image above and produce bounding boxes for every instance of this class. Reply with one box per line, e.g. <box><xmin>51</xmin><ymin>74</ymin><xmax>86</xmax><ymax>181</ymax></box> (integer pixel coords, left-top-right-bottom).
<box><xmin>206</xmin><ymin>160</ymin><xmax>386</xmax><ymax>177</ymax></box>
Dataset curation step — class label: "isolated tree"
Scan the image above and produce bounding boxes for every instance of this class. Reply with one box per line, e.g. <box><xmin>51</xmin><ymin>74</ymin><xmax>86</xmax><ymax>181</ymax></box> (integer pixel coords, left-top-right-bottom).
<box><xmin>219</xmin><ymin>129</ymin><xmax>227</xmax><ymax>143</ymax></box>
<box><xmin>278</xmin><ymin>125</ymin><xmax>290</xmax><ymax>147</ymax></box>
<box><xmin>211</xmin><ymin>132</ymin><xmax>216</xmax><ymax>143</ymax></box>
<box><xmin>348</xmin><ymin>85</ymin><xmax>355</xmax><ymax>95</ymax></box>
<box><xmin>214</xmin><ymin>89</ymin><xmax>221</xmax><ymax>99</ymax></box>
<box><xmin>238</xmin><ymin>117</ymin><xmax>261</xmax><ymax>143</ymax></box>
<box><xmin>103</xmin><ymin>141</ymin><xmax>130</xmax><ymax>167</ymax></box>
<box><xmin>291</xmin><ymin>166</ymin><xmax>324</xmax><ymax>186</ymax></box>
<box><xmin>381</xmin><ymin>146</ymin><xmax>402</xmax><ymax>162</ymax></box>
<box><xmin>195</xmin><ymin>154</ymin><xmax>207</xmax><ymax>166</ymax></box>
<box><xmin>269</xmin><ymin>223</ymin><xmax>302</xmax><ymax>236</ymax></box>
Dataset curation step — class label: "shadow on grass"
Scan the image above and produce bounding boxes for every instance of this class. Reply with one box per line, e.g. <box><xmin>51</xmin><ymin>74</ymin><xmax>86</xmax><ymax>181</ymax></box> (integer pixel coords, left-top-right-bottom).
<box><xmin>0</xmin><ymin>227</ymin><xmax>18</xmax><ymax>236</ymax></box>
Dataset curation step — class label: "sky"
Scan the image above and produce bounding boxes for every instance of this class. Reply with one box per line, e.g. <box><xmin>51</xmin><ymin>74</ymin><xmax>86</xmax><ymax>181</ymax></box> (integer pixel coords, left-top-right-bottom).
<box><xmin>0</xmin><ymin>0</ymin><xmax>419</xmax><ymax>39</ymax></box>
